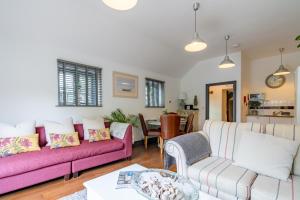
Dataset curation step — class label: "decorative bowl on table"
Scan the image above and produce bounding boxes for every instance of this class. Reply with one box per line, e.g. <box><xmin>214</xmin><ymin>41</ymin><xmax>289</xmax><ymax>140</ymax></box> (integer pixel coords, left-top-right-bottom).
<box><xmin>132</xmin><ymin>169</ymin><xmax>198</xmax><ymax>200</ymax></box>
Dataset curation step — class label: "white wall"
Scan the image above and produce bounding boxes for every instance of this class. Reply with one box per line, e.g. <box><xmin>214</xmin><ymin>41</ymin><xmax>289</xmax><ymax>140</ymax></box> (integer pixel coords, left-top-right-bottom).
<box><xmin>180</xmin><ymin>52</ymin><xmax>243</xmax><ymax>128</ymax></box>
<box><xmin>296</xmin><ymin>67</ymin><xmax>300</xmax><ymax>124</ymax></box>
<box><xmin>241</xmin><ymin>53</ymin><xmax>250</xmax><ymax>122</ymax></box>
<box><xmin>247</xmin><ymin>51</ymin><xmax>300</xmax><ymax>102</ymax></box>
<box><xmin>0</xmin><ymin>39</ymin><xmax>179</xmax><ymax>142</ymax></box>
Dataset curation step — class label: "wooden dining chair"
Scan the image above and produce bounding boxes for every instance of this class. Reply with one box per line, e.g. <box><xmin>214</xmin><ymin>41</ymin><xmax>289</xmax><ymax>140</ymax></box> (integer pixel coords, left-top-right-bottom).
<box><xmin>184</xmin><ymin>113</ymin><xmax>194</xmax><ymax>133</ymax></box>
<box><xmin>160</xmin><ymin>113</ymin><xmax>180</xmax><ymax>155</ymax></box>
<box><xmin>138</xmin><ymin>113</ymin><xmax>160</xmax><ymax>150</ymax></box>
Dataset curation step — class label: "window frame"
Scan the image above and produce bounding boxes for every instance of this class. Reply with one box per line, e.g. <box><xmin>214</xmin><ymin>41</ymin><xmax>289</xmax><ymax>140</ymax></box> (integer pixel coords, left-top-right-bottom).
<box><xmin>145</xmin><ymin>77</ymin><xmax>165</xmax><ymax>108</ymax></box>
<box><xmin>57</xmin><ymin>59</ymin><xmax>102</xmax><ymax>107</ymax></box>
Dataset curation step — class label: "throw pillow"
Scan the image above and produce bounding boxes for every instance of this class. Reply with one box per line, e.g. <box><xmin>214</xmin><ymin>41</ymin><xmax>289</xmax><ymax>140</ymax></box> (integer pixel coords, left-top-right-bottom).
<box><xmin>82</xmin><ymin>117</ymin><xmax>105</xmax><ymax>140</ymax></box>
<box><xmin>88</xmin><ymin>128</ymin><xmax>111</xmax><ymax>142</ymax></box>
<box><xmin>234</xmin><ymin>131</ymin><xmax>300</xmax><ymax>181</ymax></box>
<box><xmin>44</xmin><ymin>118</ymin><xmax>75</xmax><ymax>146</ymax></box>
<box><xmin>49</xmin><ymin>132</ymin><xmax>80</xmax><ymax>149</ymax></box>
<box><xmin>0</xmin><ymin>121</ymin><xmax>36</xmax><ymax>138</ymax></box>
<box><xmin>110</xmin><ymin>122</ymin><xmax>130</xmax><ymax>140</ymax></box>
<box><xmin>0</xmin><ymin>134</ymin><xmax>41</xmax><ymax>157</ymax></box>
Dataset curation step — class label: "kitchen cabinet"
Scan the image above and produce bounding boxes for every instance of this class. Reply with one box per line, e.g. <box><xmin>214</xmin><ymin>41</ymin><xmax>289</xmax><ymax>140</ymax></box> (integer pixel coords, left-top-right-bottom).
<box><xmin>269</xmin><ymin>117</ymin><xmax>294</xmax><ymax>124</ymax></box>
<box><xmin>247</xmin><ymin>116</ymin><xmax>294</xmax><ymax>125</ymax></box>
<box><xmin>247</xmin><ymin>116</ymin><xmax>270</xmax><ymax>124</ymax></box>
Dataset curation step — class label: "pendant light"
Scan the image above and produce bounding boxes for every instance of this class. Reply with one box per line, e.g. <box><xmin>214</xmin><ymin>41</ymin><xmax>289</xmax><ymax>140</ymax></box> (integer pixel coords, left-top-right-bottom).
<box><xmin>184</xmin><ymin>2</ymin><xmax>207</xmax><ymax>52</ymax></box>
<box><xmin>102</xmin><ymin>0</ymin><xmax>138</xmax><ymax>11</ymax></box>
<box><xmin>273</xmin><ymin>48</ymin><xmax>290</xmax><ymax>76</ymax></box>
<box><xmin>219</xmin><ymin>35</ymin><xmax>235</xmax><ymax>68</ymax></box>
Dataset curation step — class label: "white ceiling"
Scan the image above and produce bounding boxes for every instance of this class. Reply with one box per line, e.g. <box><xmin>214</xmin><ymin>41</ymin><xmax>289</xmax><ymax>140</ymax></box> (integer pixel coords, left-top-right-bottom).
<box><xmin>1</xmin><ymin>0</ymin><xmax>300</xmax><ymax>77</ymax></box>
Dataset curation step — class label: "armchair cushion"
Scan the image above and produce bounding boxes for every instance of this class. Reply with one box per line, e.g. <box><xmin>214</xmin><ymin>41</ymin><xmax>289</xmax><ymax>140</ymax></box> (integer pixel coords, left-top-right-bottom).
<box><xmin>234</xmin><ymin>131</ymin><xmax>299</xmax><ymax>181</ymax></box>
<box><xmin>251</xmin><ymin>175</ymin><xmax>300</xmax><ymax>200</ymax></box>
<box><xmin>188</xmin><ymin>157</ymin><xmax>257</xmax><ymax>199</ymax></box>
<box><xmin>265</xmin><ymin>124</ymin><xmax>300</xmax><ymax>176</ymax></box>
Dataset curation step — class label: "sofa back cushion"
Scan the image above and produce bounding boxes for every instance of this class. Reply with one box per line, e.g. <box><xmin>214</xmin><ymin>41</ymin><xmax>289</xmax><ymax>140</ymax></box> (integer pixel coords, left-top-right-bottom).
<box><xmin>265</xmin><ymin>124</ymin><xmax>300</xmax><ymax>176</ymax></box>
<box><xmin>35</xmin><ymin>126</ymin><xmax>47</xmax><ymax>147</ymax></box>
<box><xmin>36</xmin><ymin>122</ymin><xmax>110</xmax><ymax>147</ymax></box>
<box><xmin>0</xmin><ymin>121</ymin><xmax>36</xmax><ymax>138</ymax></box>
<box><xmin>202</xmin><ymin>120</ymin><xmax>262</xmax><ymax>160</ymax></box>
<box><xmin>234</xmin><ymin>131</ymin><xmax>299</xmax><ymax>181</ymax></box>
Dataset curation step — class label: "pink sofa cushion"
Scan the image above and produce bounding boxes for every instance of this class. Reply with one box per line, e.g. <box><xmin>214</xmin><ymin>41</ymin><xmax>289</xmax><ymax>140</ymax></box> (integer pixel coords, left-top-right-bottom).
<box><xmin>74</xmin><ymin>124</ymin><xmax>84</xmax><ymax>140</ymax></box>
<box><xmin>0</xmin><ymin>139</ymin><xmax>124</xmax><ymax>179</ymax></box>
<box><xmin>35</xmin><ymin>126</ymin><xmax>47</xmax><ymax>147</ymax></box>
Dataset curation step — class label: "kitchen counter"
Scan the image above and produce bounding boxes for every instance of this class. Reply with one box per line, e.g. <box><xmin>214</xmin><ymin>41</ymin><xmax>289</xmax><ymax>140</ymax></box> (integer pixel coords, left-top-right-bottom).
<box><xmin>247</xmin><ymin>114</ymin><xmax>294</xmax><ymax>118</ymax></box>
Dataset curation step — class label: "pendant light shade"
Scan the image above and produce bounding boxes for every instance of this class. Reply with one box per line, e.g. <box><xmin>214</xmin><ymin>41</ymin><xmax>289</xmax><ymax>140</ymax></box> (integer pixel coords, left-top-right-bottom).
<box><xmin>219</xmin><ymin>56</ymin><xmax>235</xmax><ymax>68</ymax></box>
<box><xmin>185</xmin><ymin>33</ymin><xmax>207</xmax><ymax>52</ymax></box>
<box><xmin>102</xmin><ymin>0</ymin><xmax>138</xmax><ymax>11</ymax></box>
<box><xmin>185</xmin><ymin>2</ymin><xmax>207</xmax><ymax>52</ymax></box>
<box><xmin>219</xmin><ymin>35</ymin><xmax>235</xmax><ymax>68</ymax></box>
<box><xmin>273</xmin><ymin>48</ymin><xmax>290</xmax><ymax>76</ymax></box>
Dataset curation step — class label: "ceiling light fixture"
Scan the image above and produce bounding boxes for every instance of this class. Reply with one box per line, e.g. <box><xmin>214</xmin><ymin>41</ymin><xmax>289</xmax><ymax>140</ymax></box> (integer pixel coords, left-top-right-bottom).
<box><xmin>219</xmin><ymin>35</ymin><xmax>235</xmax><ymax>69</ymax></box>
<box><xmin>184</xmin><ymin>2</ymin><xmax>207</xmax><ymax>52</ymax></box>
<box><xmin>273</xmin><ymin>48</ymin><xmax>290</xmax><ymax>76</ymax></box>
<box><xmin>102</xmin><ymin>0</ymin><xmax>138</xmax><ymax>11</ymax></box>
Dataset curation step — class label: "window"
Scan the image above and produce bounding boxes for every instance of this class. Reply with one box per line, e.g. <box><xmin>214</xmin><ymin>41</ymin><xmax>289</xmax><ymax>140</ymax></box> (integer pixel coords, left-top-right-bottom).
<box><xmin>57</xmin><ymin>59</ymin><xmax>102</xmax><ymax>107</ymax></box>
<box><xmin>145</xmin><ymin>78</ymin><xmax>165</xmax><ymax>108</ymax></box>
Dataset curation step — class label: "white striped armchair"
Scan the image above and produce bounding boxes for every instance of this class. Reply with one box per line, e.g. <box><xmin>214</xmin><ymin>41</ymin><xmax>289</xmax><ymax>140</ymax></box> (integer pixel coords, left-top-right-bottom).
<box><xmin>165</xmin><ymin>120</ymin><xmax>300</xmax><ymax>200</ymax></box>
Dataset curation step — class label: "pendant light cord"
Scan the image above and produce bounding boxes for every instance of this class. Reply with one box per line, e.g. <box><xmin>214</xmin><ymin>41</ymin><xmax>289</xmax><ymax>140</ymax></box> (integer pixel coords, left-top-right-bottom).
<box><xmin>224</xmin><ymin>35</ymin><xmax>230</xmax><ymax>56</ymax></box>
<box><xmin>281</xmin><ymin>50</ymin><xmax>283</xmax><ymax>65</ymax></box>
<box><xmin>194</xmin><ymin>9</ymin><xmax>197</xmax><ymax>33</ymax></box>
<box><xmin>225</xmin><ymin>38</ymin><xmax>228</xmax><ymax>56</ymax></box>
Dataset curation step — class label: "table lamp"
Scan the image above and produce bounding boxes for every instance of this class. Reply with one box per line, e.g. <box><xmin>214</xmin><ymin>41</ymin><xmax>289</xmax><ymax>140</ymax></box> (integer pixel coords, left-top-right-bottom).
<box><xmin>178</xmin><ymin>92</ymin><xmax>187</xmax><ymax>110</ymax></box>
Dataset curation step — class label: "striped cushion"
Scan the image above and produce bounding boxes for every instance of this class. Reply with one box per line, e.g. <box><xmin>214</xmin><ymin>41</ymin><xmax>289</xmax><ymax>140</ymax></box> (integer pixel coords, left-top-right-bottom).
<box><xmin>191</xmin><ymin>179</ymin><xmax>245</xmax><ymax>200</ymax></box>
<box><xmin>188</xmin><ymin>157</ymin><xmax>257</xmax><ymax>199</ymax></box>
<box><xmin>202</xmin><ymin>120</ymin><xmax>262</xmax><ymax>160</ymax></box>
<box><xmin>251</xmin><ymin>175</ymin><xmax>300</xmax><ymax>200</ymax></box>
<box><xmin>265</xmin><ymin>124</ymin><xmax>300</xmax><ymax>176</ymax></box>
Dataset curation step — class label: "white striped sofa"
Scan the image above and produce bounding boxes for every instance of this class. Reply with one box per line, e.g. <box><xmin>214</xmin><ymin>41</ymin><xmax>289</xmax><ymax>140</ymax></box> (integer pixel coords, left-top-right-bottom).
<box><xmin>165</xmin><ymin>120</ymin><xmax>300</xmax><ymax>200</ymax></box>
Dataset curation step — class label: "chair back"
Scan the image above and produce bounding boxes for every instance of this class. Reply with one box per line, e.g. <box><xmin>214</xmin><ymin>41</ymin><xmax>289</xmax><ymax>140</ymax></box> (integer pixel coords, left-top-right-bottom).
<box><xmin>160</xmin><ymin>114</ymin><xmax>180</xmax><ymax>140</ymax></box>
<box><xmin>185</xmin><ymin>113</ymin><xmax>194</xmax><ymax>133</ymax></box>
<box><xmin>138</xmin><ymin>113</ymin><xmax>148</xmax><ymax>136</ymax></box>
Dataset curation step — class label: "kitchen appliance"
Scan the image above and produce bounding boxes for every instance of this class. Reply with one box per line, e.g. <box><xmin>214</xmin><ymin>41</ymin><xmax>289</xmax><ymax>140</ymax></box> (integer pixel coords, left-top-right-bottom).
<box><xmin>248</xmin><ymin>93</ymin><xmax>265</xmax><ymax>101</ymax></box>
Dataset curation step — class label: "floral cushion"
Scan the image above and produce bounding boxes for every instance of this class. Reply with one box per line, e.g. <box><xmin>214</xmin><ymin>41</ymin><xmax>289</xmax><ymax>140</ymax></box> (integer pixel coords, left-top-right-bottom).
<box><xmin>88</xmin><ymin>128</ymin><xmax>111</xmax><ymax>142</ymax></box>
<box><xmin>49</xmin><ymin>132</ymin><xmax>80</xmax><ymax>149</ymax></box>
<box><xmin>0</xmin><ymin>134</ymin><xmax>41</xmax><ymax>157</ymax></box>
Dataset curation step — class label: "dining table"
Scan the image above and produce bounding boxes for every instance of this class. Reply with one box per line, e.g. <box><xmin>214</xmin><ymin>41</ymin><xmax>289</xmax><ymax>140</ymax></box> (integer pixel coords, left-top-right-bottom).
<box><xmin>147</xmin><ymin>117</ymin><xmax>187</xmax><ymax>130</ymax></box>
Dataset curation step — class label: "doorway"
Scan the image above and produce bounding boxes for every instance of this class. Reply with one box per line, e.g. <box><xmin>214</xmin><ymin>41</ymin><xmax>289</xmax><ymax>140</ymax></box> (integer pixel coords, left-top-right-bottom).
<box><xmin>206</xmin><ymin>81</ymin><xmax>236</xmax><ymax>122</ymax></box>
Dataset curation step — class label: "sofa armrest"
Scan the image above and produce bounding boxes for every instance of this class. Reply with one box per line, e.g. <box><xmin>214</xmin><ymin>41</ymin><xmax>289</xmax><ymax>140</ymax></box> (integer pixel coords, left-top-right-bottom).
<box><xmin>165</xmin><ymin>140</ymin><xmax>189</xmax><ymax>178</ymax></box>
<box><xmin>165</xmin><ymin>131</ymin><xmax>209</xmax><ymax>178</ymax></box>
<box><xmin>114</xmin><ymin>125</ymin><xmax>132</xmax><ymax>158</ymax></box>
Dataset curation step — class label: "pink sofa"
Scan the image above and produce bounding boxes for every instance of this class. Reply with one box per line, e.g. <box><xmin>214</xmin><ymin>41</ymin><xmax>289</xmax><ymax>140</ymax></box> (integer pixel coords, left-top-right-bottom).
<box><xmin>0</xmin><ymin>123</ymin><xmax>132</xmax><ymax>195</ymax></box>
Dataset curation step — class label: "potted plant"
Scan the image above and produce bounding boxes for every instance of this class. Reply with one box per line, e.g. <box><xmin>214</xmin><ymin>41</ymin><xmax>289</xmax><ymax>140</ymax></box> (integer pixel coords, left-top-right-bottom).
<box><xmin>296</xmin><ymin>35</ymin><xmax>300</xmax><ymax>48</ymax></box>
<box><xmin>105</xmin><ymin>109</ymin><xmax>139</xmax><ymax>127</ymax></box>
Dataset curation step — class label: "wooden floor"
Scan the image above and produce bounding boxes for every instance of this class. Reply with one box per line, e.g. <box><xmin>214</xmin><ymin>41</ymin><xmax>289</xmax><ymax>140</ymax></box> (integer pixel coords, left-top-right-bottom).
<box><xmin>1</xmin><ymin>144</ymin><xmax>175</xmax><ymax>200</ymax></box>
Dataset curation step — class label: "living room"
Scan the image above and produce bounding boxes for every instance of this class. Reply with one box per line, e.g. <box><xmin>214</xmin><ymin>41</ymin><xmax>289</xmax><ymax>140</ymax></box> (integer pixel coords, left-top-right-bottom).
<box><xmin>0</xmin><ymin>0</ymin><xmax>300</xmax><ymax>199</ymax></box>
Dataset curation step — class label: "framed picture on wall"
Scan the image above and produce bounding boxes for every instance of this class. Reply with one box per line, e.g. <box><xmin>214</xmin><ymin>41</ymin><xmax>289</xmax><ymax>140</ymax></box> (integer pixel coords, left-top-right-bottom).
<box><xmin>113</xmin><ymin>71</ymin><xmax>138</xmax><ymax>98</ymax></box>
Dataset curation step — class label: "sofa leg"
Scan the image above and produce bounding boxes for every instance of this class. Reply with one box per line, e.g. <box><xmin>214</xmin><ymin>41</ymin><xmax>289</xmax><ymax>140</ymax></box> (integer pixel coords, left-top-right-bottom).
<box><xmin>127</xmin><ymin>156</ymin><xmax>132</xmax><ymax>160</ymax></box>
<box><xmin>64</xmin><ymin>174</ymin><xmax>71</xmax><ymax>181</ymax></box>
<box><xmin>73</xmin><ymin>172</ymin><xmax>79</xmax><ymax>178</ymax></box>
